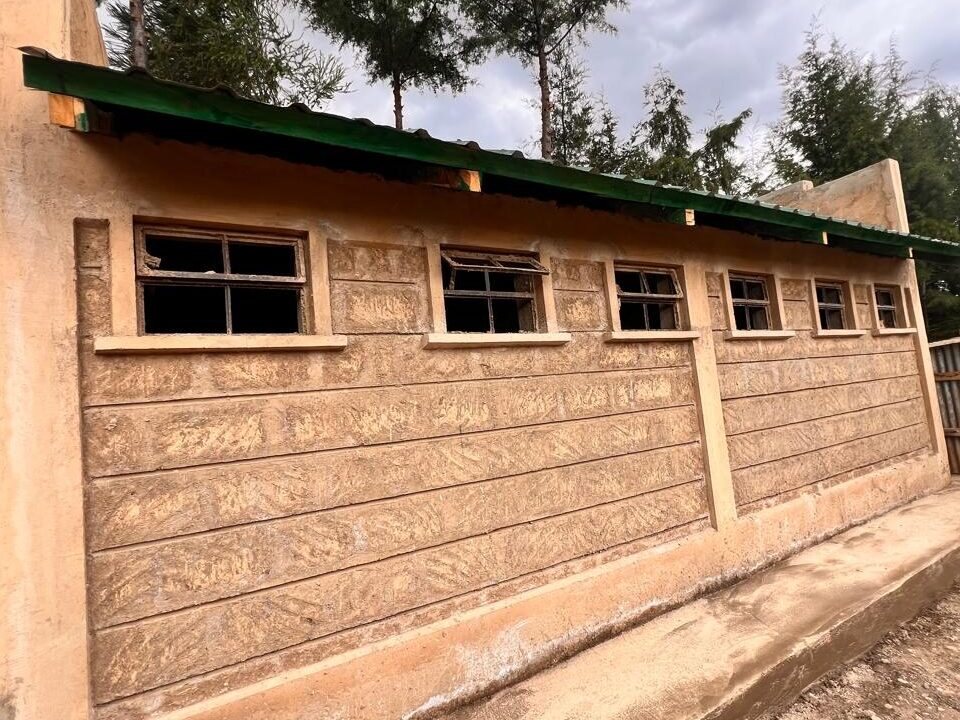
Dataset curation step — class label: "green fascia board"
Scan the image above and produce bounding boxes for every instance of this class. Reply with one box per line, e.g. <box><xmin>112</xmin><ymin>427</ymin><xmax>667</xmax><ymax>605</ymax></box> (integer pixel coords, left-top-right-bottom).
<box><xmin>21</xmin><ymin>51</ymin><xmax>960</xmax><ymax>260</ymax></box>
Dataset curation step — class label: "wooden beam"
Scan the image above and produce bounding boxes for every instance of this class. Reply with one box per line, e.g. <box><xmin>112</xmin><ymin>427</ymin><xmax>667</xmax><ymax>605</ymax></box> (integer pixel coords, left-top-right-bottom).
<box><xmin>48</xmin><ymin>93</ymin><xmax>86</xmax><ymax>129</ymax></box>
<box><xmin>420</xmin><ymin>167</ymin><xmax>481</xmax><ymax>192</ymax></box>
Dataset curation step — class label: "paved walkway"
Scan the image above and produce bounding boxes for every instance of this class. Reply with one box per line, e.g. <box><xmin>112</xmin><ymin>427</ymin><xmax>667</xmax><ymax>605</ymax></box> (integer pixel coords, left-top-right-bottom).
<box><xmin>766</xmin><ymin>582</ymin><xmax>960</xmax><ymax>720</ymax></box>
<box><xmin>447</xmin><ymin>486</ymin><xmax>960</xmax><ymax>720</ymax></box>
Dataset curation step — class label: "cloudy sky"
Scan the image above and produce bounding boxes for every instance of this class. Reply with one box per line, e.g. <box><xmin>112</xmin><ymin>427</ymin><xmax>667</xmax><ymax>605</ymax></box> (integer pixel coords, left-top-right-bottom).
<box><xmin>100</xmin><ymin>1</ymin><xmax>959</xmax><ymax>155</ymax></box>
<box><xmin>310</xmin><ymin>0</ymin><xmax>960</xmax><ymax>154</ymax></box>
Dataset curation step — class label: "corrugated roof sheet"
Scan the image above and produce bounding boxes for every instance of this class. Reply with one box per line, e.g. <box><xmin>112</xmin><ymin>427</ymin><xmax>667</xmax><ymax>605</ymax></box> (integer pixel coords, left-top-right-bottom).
<box><xmin>19</xmin><ymin>47</ymin><xmax>960</xmax><ymax>260</ymax></box>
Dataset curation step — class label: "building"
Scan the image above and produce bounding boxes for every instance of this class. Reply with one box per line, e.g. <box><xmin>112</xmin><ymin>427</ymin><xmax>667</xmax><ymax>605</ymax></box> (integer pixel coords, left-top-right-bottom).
<box><xmin>2</xmin><ymin>4</ymin><xmax>959</xmax><ymax>720</ymax></box>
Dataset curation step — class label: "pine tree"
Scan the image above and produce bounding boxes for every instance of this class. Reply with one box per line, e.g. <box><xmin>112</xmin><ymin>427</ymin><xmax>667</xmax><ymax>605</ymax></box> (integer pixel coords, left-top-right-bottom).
<box><xmin>772</xmin><ymin>27</ymin><xmax>890</xmax><ymax>183</ymax></box>
<box><xmin>549</xmin><ymin>45</ymin><xmax>595</xmax><ymax>167</ymax></box>
<box><xmin>588</xmin><ymin>102</ymin><xmax>630</xmax><ymax>175</ymax></box>
<box><xmin>694</xmin><ymin>109</ymin><xmax>753</xmax><ymax>194</ymax></box>
<box><xmin>298</xmin><ymin>0</ymin><xmax>482</xmax><ymax>129</ymax></box>
<box><xmin>103</xmin><ymin>0</ymin><xmax>346</xmax><ymax>108</ymax></box>
<box><xmin>772</xmin><ymin>26</ymin><xmax>960</xmax><ymax>339</ymax></box>
<box><xmin>547</xmin><ymin>58</ymin><xmax>752</xmax><ymax>189</ymax></box>
<box><xmin>462</xmin><ymin>0</ymin><xmax>627</xmax><ymax>159</ymax></box>
<box><xmin>635</xmin><ymin>67</ymin><xmax>697</xmax><ymax>187</ymax></box>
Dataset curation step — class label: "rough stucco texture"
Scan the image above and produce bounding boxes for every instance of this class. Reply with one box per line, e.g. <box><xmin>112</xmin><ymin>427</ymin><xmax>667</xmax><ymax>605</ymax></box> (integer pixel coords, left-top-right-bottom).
<box><xmin>75</xmin><ymin>223</ymin><xmax>709</xmax><ymax>711</ymax></box>
<box><xmin>60</xmin><ymin>133</ymin><xmax>941</xmax><ymax>720</ymax></box>
<box><xmin>706</xmin><ymin>272</ymin><xmax>930</xmax><ymax>510</ymax></box>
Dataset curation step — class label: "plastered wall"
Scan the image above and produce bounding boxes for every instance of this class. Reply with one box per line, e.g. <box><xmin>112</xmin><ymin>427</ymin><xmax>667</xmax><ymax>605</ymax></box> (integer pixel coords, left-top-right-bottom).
<box><xmin>0</xmin><ymin>4</ymin><xmax>949</xmax><ymax>719</ymax></box>
<box><xmin>706</xmin><ymin>275</ymin><xmax>930</xmax><ymax>509</ymax></box>
<box><xmin>3</xmin><ymin>120</ymin><xmax>946</xmax><ymax>720</ymax></box>
<box><xmin>71</xmin><ymin>161</ymin><xmax>719</xmax><ymax>716</ymax></box>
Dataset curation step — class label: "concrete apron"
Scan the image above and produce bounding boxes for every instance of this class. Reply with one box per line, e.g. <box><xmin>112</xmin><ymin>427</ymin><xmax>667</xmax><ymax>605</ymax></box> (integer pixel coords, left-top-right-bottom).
<box><xmin>446</xmin><ymin>483</ymin><xmax>960</xmax><ymax>720</ymax></box>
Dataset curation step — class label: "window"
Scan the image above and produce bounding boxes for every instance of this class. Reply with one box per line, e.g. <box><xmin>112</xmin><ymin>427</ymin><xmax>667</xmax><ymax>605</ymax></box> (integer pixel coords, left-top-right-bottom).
<box><xmin>815</xmin><ymin>282</ymin><xmax>847</xmax><ymax>330</ymax></box>
<box><xmin>136</xmin><ymin>224</ymin><xmax>306</xmax><ymax>334</ymax></box>
<box><xmin>613</xmin><ymin>265</ymin><xmax>683</xmax><ymax>331</ymax></box>
<box><xmin>875</xmin><ymin>285</ymin><xmax>901</xmax><ymax>329</ymax></box>
<box><xmin>440</xmin><ymin>249</ymin><xmax>548</xmax><ymax>333</ymax></box>
<box><xmin>729</xmin><ymin>274</ymin><xmax>771</xmax><ymax>331</ymax></box>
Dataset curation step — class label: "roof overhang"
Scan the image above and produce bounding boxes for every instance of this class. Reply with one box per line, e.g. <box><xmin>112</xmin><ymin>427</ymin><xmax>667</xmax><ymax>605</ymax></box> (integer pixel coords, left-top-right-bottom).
<box><xmin>20</xmin><ymin>49</ymin><xmax>960</xmax><ymax>261</ymax></box>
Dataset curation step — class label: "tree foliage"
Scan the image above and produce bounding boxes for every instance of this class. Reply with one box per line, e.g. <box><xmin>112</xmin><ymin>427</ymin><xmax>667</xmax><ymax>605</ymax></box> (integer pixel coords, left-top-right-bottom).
<box><xmin>298</xmin><ymin>0</ymin><xmax>482</xmax><ymax>129</ymax></box>
<box><xmin>462</xmin><ymin>0</ymin><xmax>626</xmax><ymax>159</ymax></box>
<box><xmin>103</xmin><ymin>0</ymin><xmax>346</xmax><ymax>108</ymax></box>
<box><xmin>772</xmin><ymin>30</ymin><xmax>892</xmax><ymax>183</ymax></box>
<box><xmin>773</xmin><ymin>27</ymin><xmax>960</xmax><ymax>339</ymax></box>
<box><xmin>549</xmin><ymin>51</ymin><xmax>753</xmax><ymax>193</ymax></box>
<box><xmin>637</xmin><ymin>68</ymin><xmax>698</xmax><ymax>187</ymax></box>
<box><xmin>549</xmin><ymin>46</ymin><xmax>595</xmax><ymax>167</ymax></box>
<box><xmin>693</xmin><ymin>108</ymin><xmax>754</xmax><ymax>194</ymax></box>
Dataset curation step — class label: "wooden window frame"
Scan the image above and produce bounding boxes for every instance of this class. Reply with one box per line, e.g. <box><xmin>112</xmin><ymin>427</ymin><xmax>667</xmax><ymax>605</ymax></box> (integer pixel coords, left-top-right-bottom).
<box><xmin>873</xmin><ymin>284</ymin><xmax>904</xmax><ymax>328</ymax></box>
<box><xmin>423</xmin><ymin>243</ymin><xmax>570</xmax><ymax>348</ymax></box>
<box><xmin>811</xmin><ymin>278</ymin><xmax>864</xmax><ymax>337</ymax></box>
<box><xmin>601</xmin><ymin>260</ymin><xmax>699</xmax><ymax>342</ymax></box>
<box><xmin>814</xmin><ymin>281</ymin><xmax>848</xmax><ymax>331</ymax></box>
<box><xmin>721</xmin><ymin>270</ymin><xmax>794</xmax><ymax>340</ymax></box>
<box><xmin>134</xmin><ymin>223</ymin><xmax>309</xmax><ymax>335</ymax></box>
<box><xmin>874</xmin><ymin>285</ymin><xmax>899</xmax><ymax>329</ymax></box>
<box><xmin>440</xmin><ymin>250</ymin><xmax>549</xmax><ymax>275</ymax></box>
<box><xmin>869</xmin><ymin>283</ymin><xmax>915</xmax><ymax>336</ymax></box>
<box><xmin>612</xmin><ymin>264</ymin><xmax>684</xmax><ymax>332</ymax></box>
<box><xmin>439</xmin><ymin>249</ymin><xmax>548</xmax><ymax>334</ymax></box>
<box><xmin>729</xmin><ymin>273</ymin><xmax>773</xmax><ymax>331</ymax></box>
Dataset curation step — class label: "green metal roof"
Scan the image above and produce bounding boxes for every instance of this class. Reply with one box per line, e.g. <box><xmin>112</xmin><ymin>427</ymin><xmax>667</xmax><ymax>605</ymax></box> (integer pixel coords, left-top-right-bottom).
<box><xmin>20</xmin><ymin>48</ymin><xmax>960</xmax><ymax>261</ymax></box>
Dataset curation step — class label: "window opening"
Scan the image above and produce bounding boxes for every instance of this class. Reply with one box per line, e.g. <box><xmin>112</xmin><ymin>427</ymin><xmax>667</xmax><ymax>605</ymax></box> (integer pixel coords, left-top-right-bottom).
<box><xmin>816</xmin><ymin>282</ymin><xmax>847</xmax><ymax>330</ymax></box>
<box><xmin>614</xmin><ymin>265</ymin><xmax>683</xmax><ymax>331</ymax></box>
<box><xmin>875</xmin><ymin>286</ymin><xmax>900</xmax><ymax>329</ymax></box>
<box><xmin>440</xmin><ymin>250</ymin><xmax>547</xmax><ymax>333</ymax></box>
<box><xmin>729</xmin><ymin>274</ymin><xmax>771</xmax><ymax>330</ymax></box>
<box><xmin>136</xmin><ymin>224</ymin><xmax>306</xmax><ymax>334</ymax></box>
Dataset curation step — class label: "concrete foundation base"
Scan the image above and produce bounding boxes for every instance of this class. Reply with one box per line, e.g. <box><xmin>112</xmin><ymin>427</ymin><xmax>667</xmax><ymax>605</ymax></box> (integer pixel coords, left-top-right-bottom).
<box><xmin>446</xmin><ymin>482</ymin><xmax>960</xmax><ymax>720</ymax></box>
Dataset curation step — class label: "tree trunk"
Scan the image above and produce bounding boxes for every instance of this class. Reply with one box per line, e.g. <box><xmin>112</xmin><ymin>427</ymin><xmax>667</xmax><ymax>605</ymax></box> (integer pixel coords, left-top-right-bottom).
<box><xmin>537</xmin><ymin>47</ymin><xmax>553</xmax><ymax>159</ymax></box>
<box><xmin>130</xmin><ymin>0</ymin><xmax>147</xmax><ymax>69</ymax></box>
<box><xmin>392</xmin><ymin>75</ymin><xmax>403</xmax><ymax>130</ymax></box>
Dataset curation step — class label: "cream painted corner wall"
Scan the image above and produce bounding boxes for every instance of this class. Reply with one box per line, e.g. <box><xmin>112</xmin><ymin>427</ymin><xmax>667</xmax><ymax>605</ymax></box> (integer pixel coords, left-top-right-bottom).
<box><xmin>1</xmin><ymin>2</ymin><xmax>106</xmax><ymax>719</ymax></box>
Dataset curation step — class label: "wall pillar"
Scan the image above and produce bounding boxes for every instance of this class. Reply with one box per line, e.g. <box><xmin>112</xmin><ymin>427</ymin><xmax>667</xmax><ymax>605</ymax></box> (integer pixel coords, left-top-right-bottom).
<box><xmin>906</xmin><ymin>261</ymin><xmax>951</xmax><ymax>477</ymax></box>
<box><xmin>684</xmin><ymin>262</ymin><xmax>738</xmax><ymax>529</ymax></box>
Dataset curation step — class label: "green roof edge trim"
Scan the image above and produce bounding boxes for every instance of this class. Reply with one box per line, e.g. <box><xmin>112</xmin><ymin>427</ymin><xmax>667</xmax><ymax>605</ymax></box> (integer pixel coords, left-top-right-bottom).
<box><xmin>21</xmin><ymin>51</ymin><xmax>960</xmax><ymax>260</ymax></box>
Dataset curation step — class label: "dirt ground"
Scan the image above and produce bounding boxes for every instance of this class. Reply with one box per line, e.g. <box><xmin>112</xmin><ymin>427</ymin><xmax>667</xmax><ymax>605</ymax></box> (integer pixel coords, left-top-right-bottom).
<box><xmin>764</xmin><ymin>582</ymin><xmax>960</xmax><ymax>720</ymax></box>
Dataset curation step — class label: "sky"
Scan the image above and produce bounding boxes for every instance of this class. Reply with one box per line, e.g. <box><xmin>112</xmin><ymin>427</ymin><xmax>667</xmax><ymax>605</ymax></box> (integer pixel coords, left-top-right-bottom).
<box><xmin>98</xmin><ymin>1</ymin><xmax>960</xmax><ymax>156</ymax></box>
<box><xmin>309</xmin><ymin>0</ymin><xmax>960</xmax><ymax>155</ymax></box>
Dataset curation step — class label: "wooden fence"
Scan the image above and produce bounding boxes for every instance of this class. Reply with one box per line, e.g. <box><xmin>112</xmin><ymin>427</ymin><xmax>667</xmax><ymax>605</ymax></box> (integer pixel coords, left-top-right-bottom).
<box><xmin>930</xmin><ymin>337</ymin><xmax>960</xmax><ymax>474</ymax></box>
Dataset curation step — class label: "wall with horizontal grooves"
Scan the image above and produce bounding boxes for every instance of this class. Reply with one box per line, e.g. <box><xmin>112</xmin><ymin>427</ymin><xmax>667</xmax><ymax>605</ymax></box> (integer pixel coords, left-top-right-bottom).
<box><xmin>707</xmin><ymin>272</ymin><xmax>930</xmax><ymax>509</ymax></box>
<box><xmin>76</xmin><ymin>225</ymin><xmax>708</xmax><ymax>708</ymax></box>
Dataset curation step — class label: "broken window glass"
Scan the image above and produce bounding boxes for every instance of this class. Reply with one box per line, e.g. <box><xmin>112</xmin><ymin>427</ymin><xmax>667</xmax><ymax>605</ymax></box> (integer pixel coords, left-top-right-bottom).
<box><xmin>440</xmin><ymin>250</ymin><xmax>546</xmax><ymax>333</ymax></box>
<box><xmin>614</xmin><ymin>265</ymin><xmax>683</xmax><ymax>331</ymax></box>
<box><xmin>136</xmin><ymin>225</ymin><xmax>305</xmax><ymax>334</ymax></box>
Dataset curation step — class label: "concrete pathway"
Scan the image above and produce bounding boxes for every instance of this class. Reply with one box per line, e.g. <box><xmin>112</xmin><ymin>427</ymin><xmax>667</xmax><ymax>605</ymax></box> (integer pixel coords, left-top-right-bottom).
<box><xmin>766</xmin><ymin>580</ymin><xmax>960</xmax><ymax>719</ymax></box>
<box><xmin>446</xmin><ymin>485</ymin><xmax>960</xmax><ymax>720</ymax></box>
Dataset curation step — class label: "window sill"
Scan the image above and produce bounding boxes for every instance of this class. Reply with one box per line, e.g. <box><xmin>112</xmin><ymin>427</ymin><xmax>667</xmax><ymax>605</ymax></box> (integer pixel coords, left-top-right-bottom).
<box><xmin>422</xmin><ymin>332</ymin><xmax>572</xmax><ymax>349</ymax></box>
<box><xmin>812</xmin><ymin>329</ymin><xmax>868</xmax><ymax>338</ymax></box>
<box><xmin>604</xmin><ymin>330</ymin><xmax>701</xmax><ymax>343</ymax></box>
<box><xmin>872</xmin><ymin>327</ymin><xmax>917</xmax><ymax>336</ymax></box>
<box><xmin>723</xmin><ymin>329</ymin><xmax>797</xmax><ymax>341</ymax></box>
<box><xmin>93</xmin><ymin>334</ymin><xmax>349</xmax><ymax>355</ymax></box>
